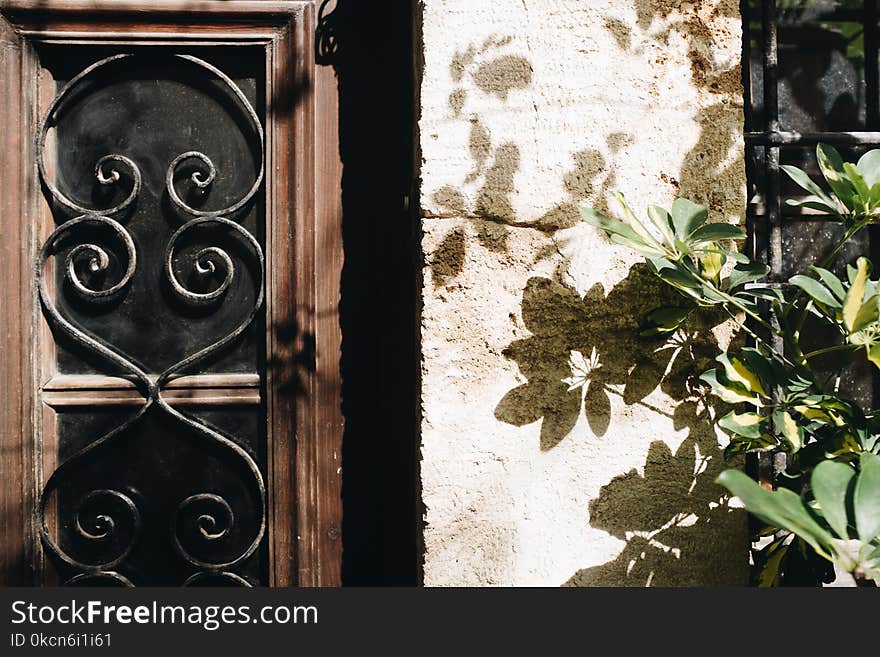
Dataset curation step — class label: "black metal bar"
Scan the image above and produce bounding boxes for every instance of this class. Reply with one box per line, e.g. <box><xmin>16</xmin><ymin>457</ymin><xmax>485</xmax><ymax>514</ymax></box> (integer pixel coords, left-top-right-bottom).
<box><xmin>746</xmin><ymin>130</ymin><xmax>880</xmax><ymax>145</ymax></box>
<box><xmin>742</xmin><ymin>0</ymin><xmax>757</xmax><ymax>262</ymax></box>
<box><xmin>763</xmin><ymin>0</ymin><xmax>779</xmax><ymax>134</ymax></box>
<box><xmin>35</xmin><ymin>54</ymin><xmax>268</xmax><ymax>586</ymax></box>
<box><xmin>761</xmin><ymin>0</ymin><xmax>782</xmax><ymax>492</ymax></box>
<box><xmin>742</xmin><ymin>0</ymin><xmax>754</xmax><ymax>135</ymax></box>
<box><xmin>866</xmin><ymin>0</ymin><xmax>879</xmax><ymax>129</ymax></box>
<box><xmin>762</xmin><ymin>0</ymin><xmax>782</xmax><ymax>280</ymax></box>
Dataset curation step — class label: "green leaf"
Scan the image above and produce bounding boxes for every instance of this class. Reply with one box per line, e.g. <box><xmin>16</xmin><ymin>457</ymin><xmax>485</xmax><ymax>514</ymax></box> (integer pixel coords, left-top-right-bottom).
<box><xmin>607</xmin><ymin>233</ymin><xmax>664</xmax><ymax>257</ymax></box>
<box><xmin>843</xmin><ymin>162</ymin><xmax>870</xmax><ymax>202</ymax></box>
<box><xmin>670</xmin><ymin>198</ymin><xmax>708</xmax><ymax>239</ymax></box>
<box><xmin>726</xmin><ymin>261</ymin><xmax>770</xmax><ymax>290</ymax></box>
<box><xmin>718</xmin><ymin>411</ymin><xmax>764</xmax><ymax>439</ymax></box>
<box><xmin>789</xmin><ymin>275</ymin><xmax>842</xmax><ymax>309</ymax></box>
<box><xmin>855</xmin><ymin>452</ymin><xmax>880</xmax><ymax>541</ymax></box>
<box><xmin>688</xmin><ymin>223</ymin><xmax>746</xmax><ymax>243</ymax></box>
<box><xmin>652</xmin><ymin>264</ymin><xmax>700</xmax><ymax>289</ymax></box>
<box><xmin>639</xmin><ymin>306</ymin><xmax>692</xmax><ymax>337</ymax></box>
<box><xmin>716</xmin><ymin>469</ymin><xmax>836</xmax><ymax>559</ymax></box>
<box><xmin>646</xmin><ymin>205</ymin><xmax>675</xmax><ymax>245</ymax></box>
<box><xmin>738</xmin><ymin>286</ymin><xmax>784</xmax><ymax>304</ymax></box>
<box><xmin>740</xmin><ymin>349</ymin><xmax>777</xmax><ymax>391</ymax></box>
<box><xmin>817</xmin><ymin>143</ymin><xmax>856</xmax><ymax>211</ymax></box>
<box><xmin>811</xmin><ymin>460</ymin><xmax>856</xmax><ymax>540</ymax></box>
<box><xmin>843</xmin><ymin>257</ymin><xmax>871</xmax><ymax>332</ymax></box>
<box><xmin>857</xmin><ymin>149</ymin><xmax>880</xmax><ymax>188</ymax></box>
<box><xmin>870</xmin><ymin>182</ymin><xmax>880</xmax><ymax>208</ymax></box>
<box><xmin>784</xmin><ymin>198</ymin><xmax>839</xmax><ymax>214</ymax></box>
<box><xmin>864</xmin><ymin>544</ymin><xmax>880</xmax><ymax>568</ymax></box>
<box><xmin>612</xmin><ymin>192</ymin><xmax>663</xmax><ymax>248</ymax></box>
<box><xmin>867</xmin><ymin>342</ymin><xmax>880</xmax><ymax>371</ymax></box>
<box><xmin>580</xmin><ymin>207</ymin><xmax>666</xmax><ymax>256</ymax></box>
<box><xmin>724</xmin><ymin>435</ymin><xmax>776</xmax><ymax>459</ymax></box>
<box><xmin>780</xmin><ymin>164</ymin><xmax>838</xmax><ymax>209</ymax></box>
<box><xmin>847</xmin><ymin>263</ymin><xmax>858</xmax><ymax>284</ymax></box>
<box><xmin>811</xmin><ymin>267</ymin><xmax>846</xmax><ymax>301</ymax></box>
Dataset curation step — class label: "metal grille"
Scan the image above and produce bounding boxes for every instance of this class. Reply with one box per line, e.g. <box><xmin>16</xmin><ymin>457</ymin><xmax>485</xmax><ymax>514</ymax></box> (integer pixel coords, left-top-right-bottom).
<box><xmin>37</xmin><ymin>52</ymin><xmax>267</xmax><ymax>587</ymax></box>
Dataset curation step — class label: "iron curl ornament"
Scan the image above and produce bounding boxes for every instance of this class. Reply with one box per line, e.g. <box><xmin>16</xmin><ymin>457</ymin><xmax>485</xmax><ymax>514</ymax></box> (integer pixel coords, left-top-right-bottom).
<box><xmin>36</xmin><ymin>52</ymin><xmax>267</xmax><ymax>587</ymax></box>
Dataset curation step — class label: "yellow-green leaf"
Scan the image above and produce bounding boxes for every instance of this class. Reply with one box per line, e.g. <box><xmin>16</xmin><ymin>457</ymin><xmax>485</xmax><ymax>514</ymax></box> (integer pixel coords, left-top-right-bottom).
<box><xmin>817</xmin><ymin>143</ymin><xmax>856</xmax><ymax>211</ymax></box>
<box><xmin>700</xmin><ymin>249</ymin><xmax>724</xmax><ymax>284</ymax></box>
<box><xmin>718</xmin><ymin>354</ymin><xmax>767</xmax><ymax>396</ymax></box>
<box><xmin>793</xmin><ymin>404</ymin><xmax>835</xmax><ymax>424</ymax></box>
<box><xmin>718</xmin><ymin>411</ymin><xmax>764</xmax><ymax>439</ymax></box>
<box><xmin>700</xmin><ymin>370</ymin><xmax>762</xmax><ymax>406</ymax></box>
<box><xmin>843</xmin><ymin>257</ymin><xmax>871</xmax><ymax>332</ymax></box>
<box><xmin>755</xmin><ymin>535</ymin><xmax>789</xmax><ymax>587</ymax></box>
<box><xmin>868</xmin><ymin>343</ymin><xmax>880</xmax><ymax>371</ymax></box>
<box><xmin>778</xmin><ymin>411</ymin><xmax>803</xmax><ymax>452</ymax></box>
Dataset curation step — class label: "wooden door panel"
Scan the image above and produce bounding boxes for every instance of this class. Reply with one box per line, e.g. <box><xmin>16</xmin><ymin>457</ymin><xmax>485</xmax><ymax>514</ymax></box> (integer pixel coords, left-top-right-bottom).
<box><xmin>0</xmin><ymin>0</ymin><xmax>343</xmax><ymax>587</ymax></box>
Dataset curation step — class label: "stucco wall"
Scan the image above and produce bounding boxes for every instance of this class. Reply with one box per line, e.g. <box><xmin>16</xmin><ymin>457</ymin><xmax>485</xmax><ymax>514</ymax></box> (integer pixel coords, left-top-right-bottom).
<box><xmin>418</xmin><ymin>0</ymin><xmax>750</xmax><ymax>586</ymax></box>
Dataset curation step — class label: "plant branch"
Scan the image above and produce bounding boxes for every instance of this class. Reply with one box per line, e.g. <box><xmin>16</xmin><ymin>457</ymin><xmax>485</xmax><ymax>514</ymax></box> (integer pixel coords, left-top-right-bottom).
<box><xmin>801</xmin><ymin>343</ymin><xmax>859</xmax><ymax>362</ymax></box>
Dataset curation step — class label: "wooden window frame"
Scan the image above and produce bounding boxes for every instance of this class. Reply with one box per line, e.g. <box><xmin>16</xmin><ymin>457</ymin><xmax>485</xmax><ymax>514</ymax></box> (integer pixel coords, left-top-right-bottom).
<box><xmin>0</xmin><ymin>0</ymin><xmax>342</xmax><ymax>586</ymax></box>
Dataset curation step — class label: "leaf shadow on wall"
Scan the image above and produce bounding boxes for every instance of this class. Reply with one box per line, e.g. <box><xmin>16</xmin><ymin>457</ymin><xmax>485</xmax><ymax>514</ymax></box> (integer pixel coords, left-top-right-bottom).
<box><xmin>494</xmin><ymin>265</ymin><xmax>748</xmax><ymax>585</ymax></box>
<box><xmin>495</xmin><ymin>265</ymin><xmax>722</xmax><ymax>449</ymax></box>
<box><xmin>564</xmin><ymin>434</ymin><xmax>748</xmax><ymax>587</ymax></box>
<box><xmin>604</xmin><ymin>1</ymin><xmax>746</xmax><ymax>215</ymax></box>
<box><xmin>427</xmin><ymin>38</ymin><xmax>628</xmax><ymax>289</ymax></box>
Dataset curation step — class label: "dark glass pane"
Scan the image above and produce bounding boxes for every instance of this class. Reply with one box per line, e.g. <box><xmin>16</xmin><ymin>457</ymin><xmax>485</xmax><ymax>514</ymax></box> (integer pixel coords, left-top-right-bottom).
<box><xmin>746</xmin><ymin>1</ymin><xmax>871</xmax><ymax>130</ymax></box>
<box><xmin>39</xmin><ymin>46</ymin><xmax>265</xmax><ymax>375</ymax></box>
<box><xmin>798</xmin><ymin>319</ymin><xmax>875</xmax><ymax>407</ymax></box>
<box><xmin>780</xmin><ymin>219</ymin><xmax>871</xmax><ymax>278</ymax></box>
<box><xmin>745</xmin><ymin>0</ymin><xmax>765</xmax><ymax>131</ymax></box>
<box><xmin>777</xmin><ymin>2</ymin><xmax>868</xmax><ymax>132</ymax></box>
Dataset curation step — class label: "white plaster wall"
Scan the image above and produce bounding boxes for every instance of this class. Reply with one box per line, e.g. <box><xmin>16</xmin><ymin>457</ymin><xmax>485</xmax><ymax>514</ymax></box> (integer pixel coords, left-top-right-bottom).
<box><xmin>419</xmin><ymin>0</ymin><xmax>750</xmax><ymax>586</ymax></box>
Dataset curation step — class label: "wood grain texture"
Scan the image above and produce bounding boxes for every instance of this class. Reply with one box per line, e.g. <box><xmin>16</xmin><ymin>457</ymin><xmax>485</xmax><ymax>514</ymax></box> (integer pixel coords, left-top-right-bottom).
<box><xmin>0</xmin><ymin>14</ymin><xmax>34</xmax><ymax>586</ymax></box>
<box><xmin>0</xmin><ymin>1</ymin><xmax>301</xmax><ymax>22</ymax></box>
<box><xmin>311</xmin><ymin>19</ymin><xmax>344</xmax><ymax>587</ymax></box>
<box><xmin>289</xmin><ymin>3</ymin><xmax>344</xmax><ymax>588</ymax></box>
<box><xmin>43</xmin><ymin>374</ymin><xmax>262</xmax><ymax>407</ymax></box>
<box><xmin>0</xmin><ymin>0</ymin><xmax>343</xmax><ymax>587</ymax></box>
<box><xmin>265</xmin><ymin>20</ymin><xmax>297</xmax><ymax>588</ymax></box>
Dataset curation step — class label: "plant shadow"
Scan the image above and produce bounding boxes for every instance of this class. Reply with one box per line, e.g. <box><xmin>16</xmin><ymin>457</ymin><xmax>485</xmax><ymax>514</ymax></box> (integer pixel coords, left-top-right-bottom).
<box><xmin>494</xmin><ymin>265</ymin><xmax>749</xmax><ymax>585</ymax></box>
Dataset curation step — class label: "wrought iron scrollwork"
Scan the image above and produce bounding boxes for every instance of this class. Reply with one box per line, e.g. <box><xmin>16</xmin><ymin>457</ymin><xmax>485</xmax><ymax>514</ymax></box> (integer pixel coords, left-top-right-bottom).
<box><xmin>36</xmin><ymin>53</ymin><xmax>266</xmax><ymax>587</ymax></box>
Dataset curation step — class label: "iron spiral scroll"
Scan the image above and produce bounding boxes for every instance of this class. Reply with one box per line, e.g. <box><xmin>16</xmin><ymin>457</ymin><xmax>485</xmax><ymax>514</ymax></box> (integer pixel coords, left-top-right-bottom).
<box><xmin>36</xmin><ymin>53</ymin><xmax>266</xmax><ymax>586</ymax></box>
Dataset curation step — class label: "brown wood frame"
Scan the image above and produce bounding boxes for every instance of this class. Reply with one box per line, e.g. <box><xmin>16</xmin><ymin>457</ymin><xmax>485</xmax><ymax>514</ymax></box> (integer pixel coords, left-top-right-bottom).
<box><xmin>0</xmin><ymin>0</ymin><xmax>342</xmax><ymax>587</ymax></box>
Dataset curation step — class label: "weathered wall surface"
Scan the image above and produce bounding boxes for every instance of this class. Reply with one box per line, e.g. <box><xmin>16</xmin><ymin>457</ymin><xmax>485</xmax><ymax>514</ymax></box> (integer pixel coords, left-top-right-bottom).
<box><xmin>418</xmin><ymin>0</ymin><xmax>750</xmax><ymax>585</ymax></box>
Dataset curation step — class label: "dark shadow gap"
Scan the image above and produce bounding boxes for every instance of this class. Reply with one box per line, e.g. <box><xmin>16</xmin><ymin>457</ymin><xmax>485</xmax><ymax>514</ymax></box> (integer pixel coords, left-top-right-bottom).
<box><xmin>327</xmin><ymin>0</ymin><xmax>420</xmax><ymax>585</ymax></box>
